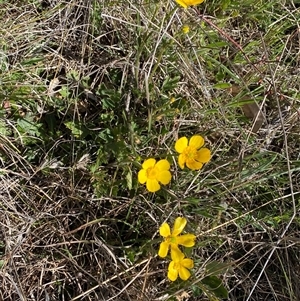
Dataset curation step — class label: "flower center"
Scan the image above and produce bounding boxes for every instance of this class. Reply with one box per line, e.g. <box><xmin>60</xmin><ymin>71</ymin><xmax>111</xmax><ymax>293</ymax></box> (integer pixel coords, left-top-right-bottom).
<box><xmin>173</xmin><ymin>262</ymin><xmax>181</xmax><ymax>270</ymax></box>
<box><xmin>166</xmin><ymin>235</ymin><xmax>177</xmax><ymax>244</ymax></box>
<box><xmin>183</xmin><ymin>145</ymin><xmax>197</xmax><ymax>159</ymax></box>
<box><xmin>146</xmin><ymin>166</ymin><xmax>158</xmax><ymax>179</ymax></box>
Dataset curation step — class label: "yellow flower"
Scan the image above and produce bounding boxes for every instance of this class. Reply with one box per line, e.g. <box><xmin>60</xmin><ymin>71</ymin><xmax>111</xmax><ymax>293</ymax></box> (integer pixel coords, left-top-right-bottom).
<box><xmin>138</xmin><ymin>158</ymin><xmax>171</xmax><ymax>192</ymax></box>
<box><xmin>158</xmin><ymin>217</ymin><xmax>196</xmax><ymax>258</ymax></box>
<box><xmin>182</xmin><ymin>25</ymin><xmax>190</xmax><ymax>34</ymax></box>
<box><xmin>175</xmin><ymin>135</ymin><xmax>211</xmax><ymax>170</ymax></box>
<box><xmin>168</xmin><ymin>247</ymin><xmax>194</xmax><ymax>281</ymax></box>
<box><xmin>175</xmin><ymin>0</ymin><xmax>205</xmax><ymax>9</ymax></box>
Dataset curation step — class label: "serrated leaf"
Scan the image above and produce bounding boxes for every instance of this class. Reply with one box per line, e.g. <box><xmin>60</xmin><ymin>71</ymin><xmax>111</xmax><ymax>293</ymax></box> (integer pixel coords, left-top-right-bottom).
<box><xmin>17</xmin><ymin>118</ymin><xmax>41</xmax><ymax>137</ymax></box>
<box><xmin>64</xmin><ymin>121</ymin><xmax>83</xmax><ymax>138</ymax></box>
<box><xmin>59</xmin><ymin>86</ymin><xmax>70</xmax><ymax>98</ymax></box>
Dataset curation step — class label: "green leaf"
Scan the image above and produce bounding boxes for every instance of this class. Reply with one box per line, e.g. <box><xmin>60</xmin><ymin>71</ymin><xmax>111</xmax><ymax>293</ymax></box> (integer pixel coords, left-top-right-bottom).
<box><xmin>64</xmin><ymin>121</ymin><xmax>83</xmax><ymax>138</ymax></box>
<box><xmin>161</xmin><ymin>75</ymin><xmax>180</xmax><ymax>91</ymax></box>
<box><xmin>21</xmin><ymin>57</ymin><xmax>43</xmax><ymax>65</ymax></box>
<box><xmin>206</xmin><ymin>41</ymin><xmax>228</xmax><ymax>48</ymax></box>
<box><xmin>201</xmin><ymin>276</ymin><xmax>228</xmax><ymax>299</ymax></box>
<box><xmin>206</xmin><ymin>261</ymin><xmax>230</xmax><ymax>276</ymax></box>
<box><xmin>67</xmin><ymin>69</ymin><xmax>80</xmax><ymax>81</ymax></box>
<box><xmin>59</xmin><ymin>86</ymin><xmax>70</xmax><ymax>98</ymax></box>
<box><xmin>213</xmin><ymin>82</ymin><xmax>231</xmax><ymax>89</ymax></box>
<box><xmin>0</xmin><ymin>119</ymin><xmax>8</xmax><ymax>135</ymax></box>
<box><xmin>191</xmin><ymin>285</ymin><xmax>203</xmax><ymax>297</ymax></box>
<box><xmin>17</xmin><ymin>118</ymin><xmax>42</xmax><ymax>137</ymax></box>
<box><xmin>126</xmin><ymin>169</ymin><xmax>132</xmax><ymax>190</ymax></box>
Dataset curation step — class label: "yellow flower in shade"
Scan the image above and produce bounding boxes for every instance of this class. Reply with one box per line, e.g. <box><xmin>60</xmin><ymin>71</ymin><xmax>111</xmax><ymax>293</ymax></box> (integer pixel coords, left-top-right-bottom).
<box><xmin>158</xmin><ymin>217</ymin><xmax>196</xmax><ymax>258</ymax></box>
<box><xmin>168</xmin><ymin>247</ymin><xmax>194</xmax><ymax>281</ymax></box>
<box><xmin>138</xmin><ymin>158</ymin><xmax>171</xmax><ymax>192</ymax></box>
<box><xmin>175</xmin><ymin>0</ymin><xmax>205</xmax><ymax>9</ymax></box>
<box><xmin>182</xmin><ymin>25</ymin><xmax>190</xmax><ymax>34</ymax></box>
<box><xmin>175</xmin><ymin>135</ymin><xmax>211</xmax><ymax>170</ymax></box>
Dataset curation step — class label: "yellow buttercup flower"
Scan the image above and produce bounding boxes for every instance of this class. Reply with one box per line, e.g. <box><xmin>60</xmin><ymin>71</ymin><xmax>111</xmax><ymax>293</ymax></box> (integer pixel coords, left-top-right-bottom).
<box><xmin>182</xmin><ymin>25</ymin><xmax>190</xmax><ymax>34</ymax></box>
<box><xmin>138</xmin><ymin>158</ymin><xmax>171</xmax><ymax>192</ymax></box>
<box><xmin>175</xmin><ymin>0</ymin><xmax>205</xmax><ymax>9</ymax></box>
<box><xmin>158</xmin><ymin>217</ymin><xmax>196</xmax><ymax>258</ymax></box>
<box><xmin>175</xmin><ymin>135</ymin><xmax>211</xmax><ymax>170</ymax></box>
<box><xmin>168</xmin><ymin>247</ymin><xmax>194</xmax><ymax>281</ymax></box>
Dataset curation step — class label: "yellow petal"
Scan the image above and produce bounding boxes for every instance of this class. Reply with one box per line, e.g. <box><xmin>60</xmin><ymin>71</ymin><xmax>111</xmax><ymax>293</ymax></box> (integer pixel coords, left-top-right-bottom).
<box><xmin>194</xmin><ymin>0</ymin><xmax>205</xmax><ymax>4</ymax></box>
<box><xmin>159</xmin><ymin>222</ymin><xmax>171</xmax><ymax>237</ymax></box>
<box><xmin>155</xmin><ymin>159</ymin><xmax>170</xmax><ymax>171</ymax></box>
<box><xmin>175</xmin><ymin>137</ymin><xmax>188</xmax><ymax>153</ymax></box>
<box><xmin>138</xmin><ymin>169</ymin><xmax>147</xmax><ymax>184</ymax></box>
<box><xmin>196</xmin><ymin>148</ymin><xmax>211</xmax><ymax>163</ymax></box>
<box><xmin>184</xmin><ymin>0</ymin><xmax>205</xmax><ymax>5</ymax></box>
<box><xmin>175</xmin><ymin>0</ymin><xmax>187</xmax><ymax>8</ymax></box>
<box><xmin>176</xmin><ymin>234</ymin><xmax>196</xmax><ymax>247</ymax></box>
<box><xmin>178</xmin><ymin>266</ymin><xmax>191</xmax><ymax>281</ymax></box>
<box><xmin>186</xmin><ymin>159</ymin><xmax>203</xmax><ymax>170</ymax></box>
<box><xmin>182</xmin><ymin>25</ymin><xmax>190</xmax><ymax>34</ymax></box>
<box><xmin>172</xmin><ymin>217</ymin><xmax>187</xmax><ymax>236</ymax></box>
<box><xmin>146</xmin><ymin>179</ymin><xmax>160</xmax><ymax>192</ymax></box>
<box><xmin>170</xmin><ymin>245</ymin><xmax>185</xmax><ymax>262</ymax></box>
<box><xmin>182</xmin><ymin>258</ymin><xmax>194</xmax><ymax>269</ymax></box>
<box><xmin>189</xmin><ymin>135</ymin><xmax>204</xmax><ymax>149</ymax></box>
<box><xmin>167</xmin><ymin>261</ymin><xmax>178</xmax><ymax>281</ymax></box>
<box><xmin>178</xmin><ymin>154</ymin><xmax>186</xmax><ymax>169</ymax></box>
<box><xmin>158</xmin><ymin>241</ymin><xmax>169</xmax><ymax>258</ymax></box>
<box><xmin>157</xmin><ymin>170</ymin><xmax>171</xmax><ymax>185</ymax></box>
<box><xmin>142</xmin><ymin>158</ymin><xmax>156</xmax><ymax>169</ymax></box>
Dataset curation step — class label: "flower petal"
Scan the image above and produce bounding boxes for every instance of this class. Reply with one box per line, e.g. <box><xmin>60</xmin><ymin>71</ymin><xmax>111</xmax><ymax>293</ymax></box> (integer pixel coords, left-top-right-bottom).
<box><xmin>186</xmin><ymin>0</ymin><xmax>205</xmax><ymax>5</ymax></box>
<box><xmin>178</xmin><ymin>266</ymin><xmax>191</xmax><ymax>281</ymax></box>
<box><xmin>159</xmin><ymin>222</ymin><xmax>171</xmax><ymax>237</ymax></box>
<box><xmin>175</xmin><ymin>137</ymin><xmax>188</xmax><ymax>153</ymax></box>
<box><xmin>176</xmin><ymin>0</ymin><xmax>205</xmax><ymax>8</ymax></box>
<box><xmin>176</xmin><ymin>234</ymin><xmax>196</xmax><ymax>247</ymax></box>
<box><xmin>196</xmin><ymin>148</ymin><xmax>211</xmax><ymax>163</ymax></box>
<box><xmin>168</xmin><ymin>261</ymin><xmax>178</xmax><ymax>281</ymax></box>
<box><xmin>172</xmin><ymin>217</ymin><xmax>187</xmax><ymax>236</ymax></box>
<box><xmin>182</xmin><ymin>258</ymin><xmax>194</xmax><ymax>269</ymax></box>
<box><xmin>155</xmin><ymin>159</ymin><xmax>170</xmax><ymax>171</ymax></box>
<box><xmin>138</xmin><ymin>169</ymin><xmax>147</xmax><ymax>184</ymax></box>
<box><xmin>186</xmin><ymin>159</ymin><xmax>203</xmax><ymax>170</ymax></box>
<box><xmin>142</xmin><ymin>158</ymin><xmax>156</xmax><ymax>169</ymax></box>
<box><xmin>170</xmin><ymin>246</ymin><xmax>185</xmax><ymax>262</ymax></box>
<box><xmin>146</xmin><ymin>179</ymin><xmax>160</xmax><ymax>192</ymax></box>
<box><xmin>175</xmin><ymin>0</ymin><xmax>188</xmax><ymax>8</ymax></box>
<box><xmin>158</xmin><ymin>241</ymin><xmax>169</xmax><ymax>258</ymax></box>
<box><xmin>178</xmin><ymin>154</ymin><xmax>186</xmax><ymax>169</ymax></box>
<box><xmin>189</xmin><ymin>135</ymin><xmax>204</xmax><ymax>149</ymax></box>
<box><xmin>157</xmin><ymin>170</ymin><xmax>171</xmax><ymax>185</ymax></box>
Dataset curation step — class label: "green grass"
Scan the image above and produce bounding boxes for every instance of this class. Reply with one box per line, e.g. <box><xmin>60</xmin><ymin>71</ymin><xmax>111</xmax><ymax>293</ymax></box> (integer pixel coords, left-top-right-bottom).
<box><xmin>0</xmin><ymin>0</ymin><xmax>300</xmax><ymax>300</ymax></box>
